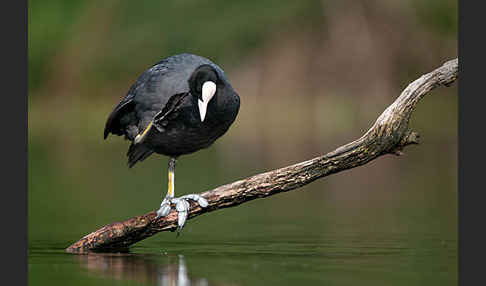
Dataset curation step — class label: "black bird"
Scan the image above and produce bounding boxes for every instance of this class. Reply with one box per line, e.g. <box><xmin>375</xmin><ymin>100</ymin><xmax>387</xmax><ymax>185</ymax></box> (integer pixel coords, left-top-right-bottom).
<box><xmin>104</xmin><ymin>53</ymin><xmax>240</xmax><ymax>232</ymax></box>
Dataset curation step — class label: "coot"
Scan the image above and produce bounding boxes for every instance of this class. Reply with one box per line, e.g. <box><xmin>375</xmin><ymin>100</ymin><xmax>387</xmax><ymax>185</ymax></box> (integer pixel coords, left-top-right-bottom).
<box><xmin>104</xmin><ymin>53</ymin><xmax>240</xmax><ymax>232</ymax></box>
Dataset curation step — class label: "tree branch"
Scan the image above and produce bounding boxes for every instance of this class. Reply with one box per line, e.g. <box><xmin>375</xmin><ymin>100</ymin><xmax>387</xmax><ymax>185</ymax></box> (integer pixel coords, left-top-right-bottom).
<box><xmin>66</xmin><ymin>58</ymin><xmax>458</xmax><ymax>253</ymax></box>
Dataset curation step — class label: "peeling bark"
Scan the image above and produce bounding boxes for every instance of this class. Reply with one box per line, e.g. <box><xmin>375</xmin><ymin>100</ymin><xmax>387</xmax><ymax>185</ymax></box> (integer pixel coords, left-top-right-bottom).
<box><xmin>66</xmin><ymin>58</ymin><xmax>458</xmax><ymax>253</ymax></box>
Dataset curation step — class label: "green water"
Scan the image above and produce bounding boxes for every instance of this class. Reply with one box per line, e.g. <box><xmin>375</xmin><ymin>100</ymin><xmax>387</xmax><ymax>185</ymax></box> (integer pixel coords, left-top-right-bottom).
<box><xmin>29</xmin><ymin>231</ymin><xmax>455</xmax><ymax>286</ymax></box>
<box><xmin>28</xmin><ymin>93</ymin><xmax>457</xmax><ymax>285</ymax></box>
<box><xmin>28</xmin><ymin>149</ymin><xmax>457</xmax><ymax>285</ymax></box>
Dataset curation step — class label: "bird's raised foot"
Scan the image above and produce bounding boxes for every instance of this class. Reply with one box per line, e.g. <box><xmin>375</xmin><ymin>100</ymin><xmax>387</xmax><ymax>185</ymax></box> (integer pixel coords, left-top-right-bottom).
<box><xmin>155</xmin><ymin>194</ymin><xmax>208</xmax><ymax>234</ymax></box>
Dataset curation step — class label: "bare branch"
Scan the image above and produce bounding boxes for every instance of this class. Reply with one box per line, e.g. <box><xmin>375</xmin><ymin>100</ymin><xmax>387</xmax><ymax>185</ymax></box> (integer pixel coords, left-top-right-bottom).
<box><xmin>66</xmin><ymin>58</ymin><xmax>458</xmax><ymax>253</ymax></box>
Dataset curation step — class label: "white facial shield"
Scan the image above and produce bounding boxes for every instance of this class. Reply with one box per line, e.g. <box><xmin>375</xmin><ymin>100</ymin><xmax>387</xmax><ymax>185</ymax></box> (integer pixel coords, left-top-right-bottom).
<box><xmin>198</xmin><ymin>81</ymin><xmax>216</xmax><ymax>122</ymax></box>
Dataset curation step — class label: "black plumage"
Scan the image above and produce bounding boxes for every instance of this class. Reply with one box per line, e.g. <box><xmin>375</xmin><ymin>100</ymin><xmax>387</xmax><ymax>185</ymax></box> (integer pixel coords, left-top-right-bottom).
<box><xmin>104</xmin><ymin>53</ymin><xmax>240</xmax><ymax>167</ymax></box>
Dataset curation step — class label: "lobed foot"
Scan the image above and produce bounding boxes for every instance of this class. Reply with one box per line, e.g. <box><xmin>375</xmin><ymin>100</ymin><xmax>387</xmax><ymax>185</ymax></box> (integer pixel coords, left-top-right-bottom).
<box><xmin>155</xmin><ymin>194</ymin><xmax>209</xmax><ymax>233</ymax></box>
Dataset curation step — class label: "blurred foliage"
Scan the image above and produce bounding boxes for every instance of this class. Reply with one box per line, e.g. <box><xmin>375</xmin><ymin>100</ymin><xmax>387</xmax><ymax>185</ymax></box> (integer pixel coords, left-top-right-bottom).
<box><xmin>28</xmin><ymin>0</ymin><xmax>321</xmax><ymax>93</ymax></box>
<box><xmin>28</xmin><ymin>0</ymin><xmax>458</xmax><ymax>95</ymax></box>
<box><xmin>411</xmin><ymin>0</ymin><xmax>458</xmax><ymax>36</ymax></box>
<box><xmin>28</xmin><ymin>0</ymin><xmax>86</xmax><ymax>90</ymax></box>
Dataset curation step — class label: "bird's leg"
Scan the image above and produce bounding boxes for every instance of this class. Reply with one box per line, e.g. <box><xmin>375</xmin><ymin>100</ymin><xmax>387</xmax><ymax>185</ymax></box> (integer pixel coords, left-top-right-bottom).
<box><xmin>155</xmin><ymin>157</ymin><xmax>209</xmax><ymax>234</ymax></box>
<box><xmin>156</xmin><ymin>157</ymin><xmax>176</xmax><ymax>218</ymax></box>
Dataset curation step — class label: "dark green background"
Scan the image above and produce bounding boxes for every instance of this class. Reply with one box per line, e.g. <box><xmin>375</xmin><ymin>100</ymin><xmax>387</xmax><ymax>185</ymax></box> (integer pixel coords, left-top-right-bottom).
<box><xmin>29</xmin><ymin>1</ymin><xmax>457</xmax><ymax>285</ymax></box>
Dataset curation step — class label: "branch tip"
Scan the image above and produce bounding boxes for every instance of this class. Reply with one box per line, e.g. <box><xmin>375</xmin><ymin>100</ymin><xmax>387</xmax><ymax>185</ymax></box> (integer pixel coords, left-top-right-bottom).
<box><xmin>403</xmin><ymin>131</ymin><xmax>420</xmax><ymax>145</ymax></box>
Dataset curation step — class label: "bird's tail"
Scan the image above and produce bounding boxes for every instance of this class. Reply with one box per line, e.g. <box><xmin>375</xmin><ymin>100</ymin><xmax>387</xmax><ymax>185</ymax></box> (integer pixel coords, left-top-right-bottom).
<box><xmin>127</xmin><ymin>143</ymin><xmax>154</xmax><ymax>168</ymax></box>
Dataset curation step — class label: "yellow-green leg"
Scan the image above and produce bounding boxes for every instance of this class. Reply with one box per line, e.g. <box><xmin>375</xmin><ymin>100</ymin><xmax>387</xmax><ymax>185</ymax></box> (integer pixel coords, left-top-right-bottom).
<box><xmin>167</xmin><ymin>157</ymin><xmax>176</xmax><ymax>198</ymax></box>
<box><xmin>155</xmin><ymin>157</ymin><xmax>209</xmax><ymax>234</ymax></box>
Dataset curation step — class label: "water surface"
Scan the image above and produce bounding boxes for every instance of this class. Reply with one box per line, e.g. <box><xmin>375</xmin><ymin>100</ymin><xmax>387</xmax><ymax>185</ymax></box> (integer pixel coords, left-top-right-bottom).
<box><xmin>28</xmin><ymin>93</ymin><xmax>457</xmax><ymax>285</ymax></box>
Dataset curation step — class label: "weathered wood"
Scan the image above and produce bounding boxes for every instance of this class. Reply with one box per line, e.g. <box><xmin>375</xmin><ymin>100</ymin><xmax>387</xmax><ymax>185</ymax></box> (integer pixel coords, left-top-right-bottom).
<box><xmin>66</xmin><ymin>58</ymin><xmax>458</xmax><ymax>253</ymax></box>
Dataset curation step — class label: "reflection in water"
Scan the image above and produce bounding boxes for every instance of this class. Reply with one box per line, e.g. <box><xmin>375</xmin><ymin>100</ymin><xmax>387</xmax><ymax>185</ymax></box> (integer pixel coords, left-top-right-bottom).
<box><xmin>74</xmin><ymin>252</ymin><xmax>219</xmax><ymax>286</ymax></box>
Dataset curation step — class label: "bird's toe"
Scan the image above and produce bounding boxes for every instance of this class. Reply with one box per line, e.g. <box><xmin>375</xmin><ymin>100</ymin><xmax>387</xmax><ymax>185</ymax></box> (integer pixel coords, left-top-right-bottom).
<box><xmin>156</xmin><ymin>199</ymin><xmax>172</xmax><ymax>218</ymax></box>
<box><xmin>198</xmin><ymin>197</ymin><xmax>209</xmax><ymax>208</ymax></box>
<box><xmin>175</xmin><ymin>199</ymin><xmax>190</xmax><ymax>232</ymax></box>
<box><xmin>179</xmin><ymin>194</ymin><xmax>209</xmax><ymax>208</ymax></box>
